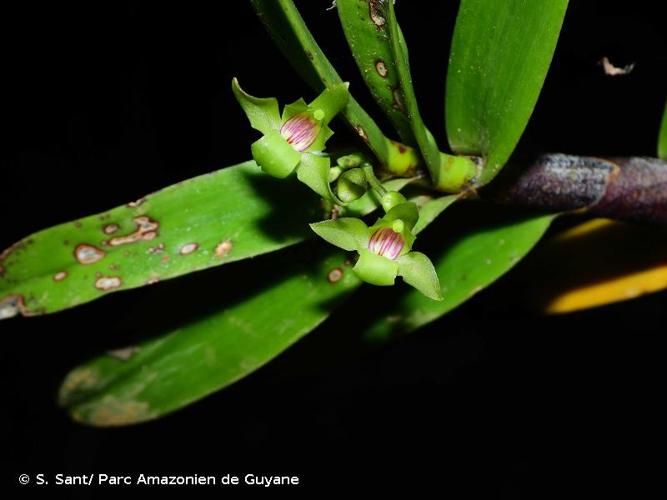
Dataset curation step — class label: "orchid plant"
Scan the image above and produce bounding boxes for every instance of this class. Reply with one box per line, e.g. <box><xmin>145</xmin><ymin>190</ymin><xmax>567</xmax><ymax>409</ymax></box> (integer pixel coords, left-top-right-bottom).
<box><xmin>2</xmin><ymin>0</ymin><xmax>666</xmax><ymax>427</ymax></box>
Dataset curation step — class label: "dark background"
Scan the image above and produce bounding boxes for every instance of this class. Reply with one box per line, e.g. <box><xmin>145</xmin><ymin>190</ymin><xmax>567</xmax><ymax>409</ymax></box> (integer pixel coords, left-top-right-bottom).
<box><xmin>2</xmin><ymin>0</ymin><xmax>665</xmax><ymax>496</ymax></box>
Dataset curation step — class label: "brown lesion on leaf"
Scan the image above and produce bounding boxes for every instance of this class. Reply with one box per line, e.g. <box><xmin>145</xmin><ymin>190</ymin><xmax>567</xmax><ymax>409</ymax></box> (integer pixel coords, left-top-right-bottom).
<box><xmin>355</xmin><ymin>125</ymin><xmax>369</xmax><ymax>143</ymax></box>
<box><xmin>0</xmin><ymin>294</ymin><xmax>27</xmax><ymax>319</ymax></box>
<box><xmin>107</xmin><ymin>346</ymin><xmax>140</xmax><ymax>361</ymax></box>
<box><xmin>391</xmin><ymin>87</ymin><xmax>406</xmax><ymax>113</ymax></box>
<box><xmin>74</xmin><ymin>398</ymin><xmax>153</xmax><ymax>427</ymax></box>
<box><xmin>75</xmin><ymin>244</ymin><xmax>106</xmax><ymax>265</ymax></box>
<box><xmin>106</xmin><ymin>216</ymin><xmax>159</xmax><ymax>247</ymax></box>
<box><xmin>127</xmin><ymin>197</ymin><xmax>147</xmax><ymax>208</ymax></box>
<box><xmin>53</xmin><ymin>271</ymin><xmax>68</xmax><ymax>282</ymax></box>
<box><xmin>0</xmin><ymin>265</ymin><xmax>5</xmax><ymax>277</ymax></box>
<box><xmin>214</xmin><ymin>240</ymin><xmax>233</xmax><ymax>259</ymax></box>
<box><xmin>368</xmin><ymin>0</ymin><xmax>386</xmax><ymax>28</ymax></box>
<box><xmin>375</xmin><ymin>59</ymin><xmax>388</xmax><ymax>78</ymax></box>
<box><xmin>59</xmin><ymin>367</ymin><xmax>100</xmax><ymax>403</ymax></box>
<box><xmin>103</xmin><ymin>223</ymin><xmax>120</xmax><ymax>235</ymax></box>
<box><xmin>327</xmin><ymin>268</ymin><xmax>344</xmax><ymax>283</ymax></box>
<box><xmin>179</xmin><ymin>243</ymin><xmax>199</xmax><ymax>256</ymax></box>
<box><xmin>147</xmin><ymin>243</ymin><xmax>165</xmax><ymax>255</ymax></box>
<box><xmin>95</xmin><ymin>276</ymin><xmax>122</xmax><ymax>292</ymax></box>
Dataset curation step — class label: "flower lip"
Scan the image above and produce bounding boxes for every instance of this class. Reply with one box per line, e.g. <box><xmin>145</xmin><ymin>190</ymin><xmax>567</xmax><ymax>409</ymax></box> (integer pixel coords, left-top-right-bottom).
<box><xmin>368</xmin><ymin>227</ymin><xmax>404</xmax><ymax>260</ymax></box>
<box><xmin>280</xmin><ymin>112</ymin><xmax>321</xmax><ymax>152</ymax></box>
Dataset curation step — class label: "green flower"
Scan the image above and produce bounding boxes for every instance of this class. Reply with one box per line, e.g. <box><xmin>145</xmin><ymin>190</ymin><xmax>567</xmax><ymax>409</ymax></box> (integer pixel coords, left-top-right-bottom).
<box><xmin>310</xmin><ymin>196</ymin><xmax>443</xmax><ymax>300</ymax></box>
<box><xmin>232</xmin><ymin>78</ymin><xmax>349</xmax><ymax>200</ymax></box>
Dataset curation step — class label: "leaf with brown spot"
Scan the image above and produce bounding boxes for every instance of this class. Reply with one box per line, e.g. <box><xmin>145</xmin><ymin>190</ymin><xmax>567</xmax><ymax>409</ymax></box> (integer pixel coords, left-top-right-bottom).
<box><xmin>0</xmin><ymin>161</ymin><xmax>316</xmax><ymax>318</ymax></box>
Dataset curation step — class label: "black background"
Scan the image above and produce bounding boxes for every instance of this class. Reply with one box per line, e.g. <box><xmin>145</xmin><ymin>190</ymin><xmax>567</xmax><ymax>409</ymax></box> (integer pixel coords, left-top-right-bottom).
<box><xmin>2</xmin><ymin>0</ymin><xmax>665</xmax><ymax>497</ymax></box>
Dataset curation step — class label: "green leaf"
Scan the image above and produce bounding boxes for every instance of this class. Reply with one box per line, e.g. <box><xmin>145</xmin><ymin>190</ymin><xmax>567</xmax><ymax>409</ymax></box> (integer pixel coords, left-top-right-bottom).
<box><xmin>59</xmin><ymin>250</ymin><xmax>361</xmax><ymax>426</ymax></box>
<box><xmin>364</xmin><ymin>208</ymin><xmax>555</xmax><ymax>342</ymax></box>
<box><xmin>309</xmin><ymin>218</ymin><xmax>369</xmax><ymax>251</ymax></box>
<box><xmin>397</xmin><ymin>252</ymin><xmax>443</xmax><ymax>301</ymax></box>
<box><xmin>0</xmin><ymin>161</ymin><xmax>322</xmax><ymax>319</ymax></box>
<box><xmin>336</xmin><ymin>0</ymin><xmax>416</xmax><ymax>144</ymax></box>
<box><xmin>250</xmin><ymin>0</ymin><xmax>420</xmax><ymax>175</ymax></box>
<box><xmin>384</xmin><ymin>2</ymin><xmax>442</xmax><ymax>178</ymax></box>
<box><xmin>446</xmin><ymin>0</ymin><xmax>568</xmax><ymax>184</ymax></box>
<box><xmin>659</xmin><ymin>100</ymin><xmax>667</xmax><ymax>160</ymax></box>
<box><xmin>413</xmin><ymin>195</ymin><xmax>460</xmax><ymax>235</ymax></box>
<box><xmin>231</xmin><ymin>78</ymin><xmax>281</xmax><ymax>135</ymax></box>
<box><xmin>251</xmin><ymin>131</ymin><xmax>301</xmax><ymax>178</ymax></box>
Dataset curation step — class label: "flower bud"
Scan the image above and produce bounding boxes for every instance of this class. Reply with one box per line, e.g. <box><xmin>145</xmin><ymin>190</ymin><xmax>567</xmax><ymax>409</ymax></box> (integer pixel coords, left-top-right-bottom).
<box><xmin>381</xmin><ymin>191</ymin><xmax>408</xmax><ymax>213</ymax></box>
<box><xmin>280</xmin><ymin>112</ymin><xmax>322</xmax><ymax>152</ymax></box>
<box><xmin>368</xmin><ymin>227</ymin><xmax>404</xmax><ymax>260</ymax></box>
<box><xmin>336</xmin><ymin>168</ymin><xmax>368</xmax><ymax>203</ymax></box>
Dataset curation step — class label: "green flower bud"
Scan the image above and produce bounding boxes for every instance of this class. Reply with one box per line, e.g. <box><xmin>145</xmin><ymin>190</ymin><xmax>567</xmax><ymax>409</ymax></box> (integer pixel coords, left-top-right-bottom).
<box><xmin>336</xmin><ymin>168</ymin><xmax>368</xmax><ymax>203</ymax></box>
<box><xmin>336</xmin><ymin>154</ymin><xmax>364</xmax><ymax>169</ymax></box>
<box><xmin>381</xmin><ymin>191</ymin><xmax>408</xmax><ymax>213</ymax></box>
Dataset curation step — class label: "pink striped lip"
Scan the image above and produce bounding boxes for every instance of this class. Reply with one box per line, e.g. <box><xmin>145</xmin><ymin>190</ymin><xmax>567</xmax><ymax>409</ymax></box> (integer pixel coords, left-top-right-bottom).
<box><xmin>368</xmin><ymin>227</ymin><xmax>404</xmax><ymax>260</ymax></box>
<box><xmin>280</xmin><ymin>112</ymin><xmax>321</xmax><ymax>152</ymax></box>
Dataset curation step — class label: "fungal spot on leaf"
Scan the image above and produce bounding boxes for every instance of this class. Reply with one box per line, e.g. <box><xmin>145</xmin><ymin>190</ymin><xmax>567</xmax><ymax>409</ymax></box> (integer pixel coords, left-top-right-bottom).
<box><xmin>375</xmin><ymin>60</ymin><xmax>388</xmax><ymax>77</ymax></box>
<box><xmin>108</xmin><ymin>263</ymin><xmax>120</xmax><ymax>271</ymax></box>
<box><xmin>392</xmin><ymin>88</ymin><xmax>406</xmax><ymax>113</ymax></box>
<box><xmin>146</xmin><ymin>277</ymin><xmax>160</xmax><ymax>285</ymax></box>
<box><xmin>53</xmin><ymin>271</ymin><xmax>68</xmax><ymax>282</ymax></box>
<box><xmin>127</xmin><ymin>197</ymin><xmax>147</xmax><ymax>208</ymax></box>
<box><xmin>355</xmin><ymin>126</ymin><xmax>369</xmax><ymax>143</ymax></box>
<box><xmin>106</xmin><ymin>216</ymin><xmax>159</xmax><ymax>246</ymax></box>
<box><xmin>215</xmin><ymin>240</ymin><xmax>233</xmax><ymax>259</ymax></box>
<box><xmin>75</xmin><ymin>244</ymin><xmax>106</xmax><ymax>265</ymax></box>
<box><xmin>77</xmin><ymin>398</ymin><xmax>152</xmax><ymax>427</ymax></box>
<box><xmin>179</xmin><ymin>243</ymin><xmax>199</xmax><ymax>256</ymax></box>
<box><xmin>0</xmin><ymin>295</ymin><xmax>25</xmax><ymax>319</ymax></box>
<box><xmin>147</xmin><ymin>243</ymin><xmax>165</xmax><ymax>255</ymax></box>
<box><xmin>369</xmin><ymin>0</ymin><xmax>386</xmax><ymax>28</ymax></box>
<box><xmin>59</xmin><ymin>368</ymin><xmax>99</xmax><ymax>401</ymax></box>
<box><xmin>327</xmin><ymin>268</ymin><xmax>344</xmax><ymax>283</ymax></box>
<box><xmin>95</xmin><ymin>276</ymin><xmax>122</xmax><ymax>292</ymax></box>
<box><xmin>0</xmin><ymin>265</ymin><xmax>5</xmax><ymax>277</ymax></box>
<box><xmin>161</xmin><ymin>255</ymin><xmax>170</xmax><ymax>264</ymax></box>
<box><xmin>107</xmin><ymin>346</ymin><xmax>140</xmax><ymax>361</ymax></box>
<box><xmin>103</xmin><ymin>223</ymin><xmax>120</xmax><ymax>235</ymax></box>
<box><xmin>74</xmin><ymin>221</ymin><xmax>83</xmax><ymax>229</ymax></box>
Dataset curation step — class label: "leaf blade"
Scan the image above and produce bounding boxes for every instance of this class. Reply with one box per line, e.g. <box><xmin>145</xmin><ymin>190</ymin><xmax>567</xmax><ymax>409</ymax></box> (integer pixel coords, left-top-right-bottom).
<box><xmin>59</xmin><ymin>250</ymin><xmax>361</xmax><ymax>426</ymax></box>
<box><xmin>446</xmin><ymin>0</ymin><xmax>568</xmax><ymax>183</ymax></box>
<box><xmin>0</xmin><ymin>161</ymin><xmax>318</xmax><ymax>318</ymax></box>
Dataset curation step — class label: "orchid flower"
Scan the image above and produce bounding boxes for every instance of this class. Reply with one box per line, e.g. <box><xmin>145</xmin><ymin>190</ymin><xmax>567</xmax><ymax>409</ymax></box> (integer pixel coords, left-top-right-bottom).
<box><xmin>232</xmin><ymin>78</ymin><xmax>349</xmax><ymax>201</ymax></box>
<box><xmin>310</xmin><ymin>194</ymin><xmax>443</xmax><ymax>300</ymax></box>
